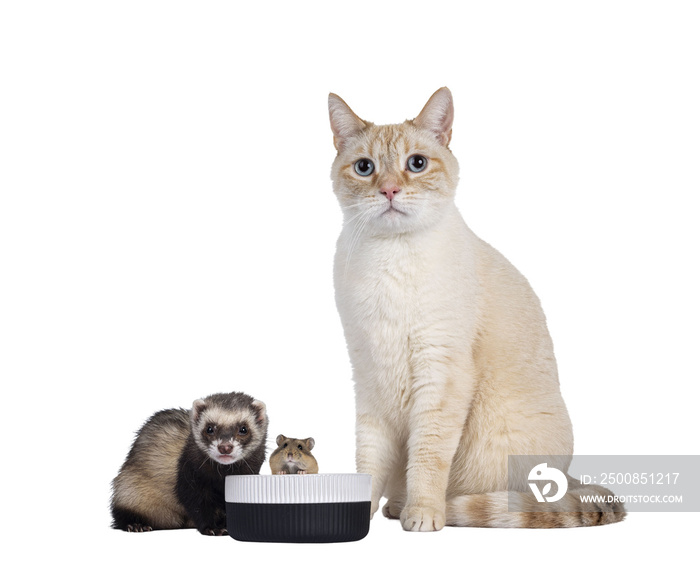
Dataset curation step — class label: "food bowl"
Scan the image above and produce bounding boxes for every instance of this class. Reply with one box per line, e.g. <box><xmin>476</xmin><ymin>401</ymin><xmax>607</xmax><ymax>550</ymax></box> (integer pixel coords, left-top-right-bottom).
<box><xmin>225</xmin><ymin>473</ymin><xmax>372</xmax><ymax>543</ymax></box>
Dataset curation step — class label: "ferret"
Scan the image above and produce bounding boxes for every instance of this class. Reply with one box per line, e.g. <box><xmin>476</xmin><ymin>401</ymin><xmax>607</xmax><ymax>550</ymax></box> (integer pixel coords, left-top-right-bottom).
<box><xmin>269</xmin><ymin>434</ymin><xmax>318</xmax><ymax>474</ymax></box>
<box><xmin>111</xmin><ymin>391</ymin><xmax>268</xmax><ymax>535</ymax></box>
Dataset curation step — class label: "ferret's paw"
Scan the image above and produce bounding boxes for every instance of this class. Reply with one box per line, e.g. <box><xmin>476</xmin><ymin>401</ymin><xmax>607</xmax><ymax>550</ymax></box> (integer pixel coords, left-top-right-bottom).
<box><xmin>200</xmin><ymin>528</ymin><xmax>228</xmax><ymax>536</ymax></box>
<box><xmin>126</xmin><ymin>523</ymin><xmax>153</xmax><ymax>532</ymax></box>
<box><xmin>400</xmin><ymin>505</ymin><xmax>445</xmax><ymax>532</ymax></box>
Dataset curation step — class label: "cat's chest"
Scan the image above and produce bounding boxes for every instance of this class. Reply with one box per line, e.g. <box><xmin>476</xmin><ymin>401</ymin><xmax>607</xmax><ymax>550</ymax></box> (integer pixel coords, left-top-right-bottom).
<box><xmin>335</xmin><ymin>230</ymin><xmax>473</xmax><ymax>346</ymax></box>
<box><xmin>340</xmin><ymin>238</ymin><xmax>431</xmax><ymax>319</ymax></box>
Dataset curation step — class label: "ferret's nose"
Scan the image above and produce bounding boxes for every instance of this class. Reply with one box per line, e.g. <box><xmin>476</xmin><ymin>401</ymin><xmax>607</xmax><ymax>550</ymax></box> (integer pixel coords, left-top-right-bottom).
<box><xmin>218</xmin><ymin>443</ymin><xmax>233</xmax><ymax>455</ymax></box>
<box><xmin>380</xmin><ymin>185</ymin><xmax>401</xmax><ymax>201</ymax></box>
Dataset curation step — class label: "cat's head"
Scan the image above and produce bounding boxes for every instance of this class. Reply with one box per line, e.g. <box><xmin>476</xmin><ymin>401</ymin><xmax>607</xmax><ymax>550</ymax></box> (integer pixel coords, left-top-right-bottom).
<box><xmin>329</xmin><ymin>87</ymin><xmax>459</xmax><ymax>235</ymax></box>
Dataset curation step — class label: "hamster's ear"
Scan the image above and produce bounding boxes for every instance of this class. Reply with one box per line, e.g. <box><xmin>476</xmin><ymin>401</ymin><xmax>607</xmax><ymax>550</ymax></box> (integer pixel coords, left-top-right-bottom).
<box><xmin>276</xmin><ymin>434</ymin><xmax>287</xmax><ymax>447</ymax></box>
<box><xmin>191</xmin><ymin>399</ymin><xmax>207</xmax><ymax>424</ymax></box>
<box><xmin>413</xmin><ymin>87</ymin><xmax>454</xmax><ymax>147</ymax></box>
<box><xmin>329</xmin><ymin>93</ymin><xmax>367</xmax><ymax>152</ymax></box>
<box><xmin>251</xmin><ymin>399</ymin><xmax>268</xmax><ymax>425</ymax></box>
<box><xmin>305</xmin><ymin>437</ymin><xmax>315</xmax><ymax>451</ymax></box>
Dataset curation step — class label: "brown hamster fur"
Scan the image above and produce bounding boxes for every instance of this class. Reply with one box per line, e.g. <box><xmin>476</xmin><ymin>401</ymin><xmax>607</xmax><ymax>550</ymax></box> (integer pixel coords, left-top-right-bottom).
<box><xmin>269</xmin><ymin>434</ymin><xmax>318</xmax><ymax>474</ymax></box>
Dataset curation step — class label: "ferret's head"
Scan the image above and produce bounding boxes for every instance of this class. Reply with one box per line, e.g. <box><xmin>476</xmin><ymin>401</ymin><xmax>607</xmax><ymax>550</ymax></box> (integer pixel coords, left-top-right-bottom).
<box><xmin>190</xmin><ymin>392</ymin><xmax>268</xmax><ymax>465</ymax></box>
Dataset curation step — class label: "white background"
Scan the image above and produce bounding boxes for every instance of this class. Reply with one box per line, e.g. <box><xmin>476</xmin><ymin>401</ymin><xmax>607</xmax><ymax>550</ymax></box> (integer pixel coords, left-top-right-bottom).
<box><xmin>1</xmin><ymin>1</ymin><xmax>698</xmax><ymax>568</ymax></box>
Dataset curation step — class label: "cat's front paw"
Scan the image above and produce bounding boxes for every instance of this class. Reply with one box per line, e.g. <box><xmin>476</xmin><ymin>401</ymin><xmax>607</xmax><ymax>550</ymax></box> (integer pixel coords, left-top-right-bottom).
<box><xmin>400</xmin><ymin>505</ymin><xmax>445</xmax><ymax>532</ymax></box>
<box><xmin>382</xmin><ymin>498</ymin><xmax>404</xmax><ymax>520</ymax></box>
<box><xmin>369</xmin><ymin>498</ymin><xmax>381</xmax><ymax>519</ymax></box>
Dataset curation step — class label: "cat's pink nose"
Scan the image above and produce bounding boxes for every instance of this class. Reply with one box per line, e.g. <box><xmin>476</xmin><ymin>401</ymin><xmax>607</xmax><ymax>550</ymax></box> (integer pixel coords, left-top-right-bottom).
<box><xmin>380</xmin><ymin>185</ymin><xmax>401</xmax><ymax>200</ymax></box>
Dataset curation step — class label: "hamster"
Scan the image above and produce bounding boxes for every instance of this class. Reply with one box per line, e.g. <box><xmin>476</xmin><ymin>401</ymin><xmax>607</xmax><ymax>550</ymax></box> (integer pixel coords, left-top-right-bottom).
<box><xmin>269</xmin><ymin>434</ymin><xmax>318</xmax><ymax>474</ymax></box>
<box><xmin>111</xmin><ymin>391</ymin><xmax>268</xmax><ymax>535</ymax></box>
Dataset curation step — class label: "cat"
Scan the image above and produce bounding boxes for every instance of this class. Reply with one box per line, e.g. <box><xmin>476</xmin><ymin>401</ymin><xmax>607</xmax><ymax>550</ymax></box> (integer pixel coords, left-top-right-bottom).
<box><xmin>328</xmin><ymin>87</ymin><xmax>624</xmax><ymax>531</ymax></box>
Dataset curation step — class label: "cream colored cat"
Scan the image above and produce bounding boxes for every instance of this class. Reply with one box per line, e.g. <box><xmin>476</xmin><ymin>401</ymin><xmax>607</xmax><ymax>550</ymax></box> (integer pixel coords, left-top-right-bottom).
<box><xmin>329</xmin><ymin>88</ymin><xmax>624</xmax><ymax>531</ymax></box>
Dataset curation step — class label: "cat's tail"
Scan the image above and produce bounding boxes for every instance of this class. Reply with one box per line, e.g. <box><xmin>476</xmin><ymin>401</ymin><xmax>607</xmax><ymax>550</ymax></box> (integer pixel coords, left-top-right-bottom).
<box><xmin>445</xmin><ymin>481</ymin><xmax>626</xmax><ymax>528</ymax></box>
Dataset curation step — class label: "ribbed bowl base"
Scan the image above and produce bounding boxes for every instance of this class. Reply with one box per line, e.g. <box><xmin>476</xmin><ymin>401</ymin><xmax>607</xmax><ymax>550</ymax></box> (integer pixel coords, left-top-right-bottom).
<box><xmin>226</xmin><ymin>502</ymin><xmax>371</xmax><ymax>543</ymax></box>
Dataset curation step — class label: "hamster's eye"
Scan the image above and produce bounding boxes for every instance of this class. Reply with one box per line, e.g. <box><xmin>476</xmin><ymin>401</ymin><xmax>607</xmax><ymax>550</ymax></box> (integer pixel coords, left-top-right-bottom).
<box><xmin>238</xmin><ymin>426</ymin><xmax>248</xmax><ymax>435</ymax></box>
<box><xmin>206</xmin><ymin>425</ymin><xmax>215</xmax><ymax>435</ymax></box>
<box><xmin>407</xmin><ymin>154</ymin><xmax>428</xmax><ymax>173</ymax></box>
<box><xmin>283</xmin><ymin>443</ymin><xmax>288</xmax><ymax>448</ymax></box>
<box><xmin>354</xmin><ymin>158</ymin><xmax>375</xmax><ymax>177</ymax></box>
<box><xmin>297</xmin><ymin>444</ymin><xmax>303</xmax><ymax>450</ymax></box>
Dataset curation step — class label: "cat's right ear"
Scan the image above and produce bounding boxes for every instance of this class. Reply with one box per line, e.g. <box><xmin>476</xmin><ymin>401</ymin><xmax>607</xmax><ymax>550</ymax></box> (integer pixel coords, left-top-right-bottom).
<box><xmin>329</xmin><ymin>93</ymin><xmax>367</xmax><ymax>152</ymax></box>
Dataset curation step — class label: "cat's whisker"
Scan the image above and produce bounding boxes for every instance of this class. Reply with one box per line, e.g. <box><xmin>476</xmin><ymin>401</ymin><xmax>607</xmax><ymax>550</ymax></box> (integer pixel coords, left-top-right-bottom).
<box><xmin>341</xmin><ymin>203</ymin><xmax>376</xmax><ymax>217</ymax></box>
<box><xmin>343</xmin><ymin>207</ymin><xmax>375</xmax><ymax>278</ymax></box>
<box><xmin>342</xmin><ymin>206</ymin><xmax>372</xmax><ymax>226</ymax></box>
<box><xmin>344</xmin><ymin>203</ymin><xmax>377</xmax><ymax>224</ymax></box>
<box><xmin>337</xmin><ymin>194</ymin><xmax>381</xmax><ymax>207</ymax></box>
<box><xmin>343</xmin><ymin>212</ymin><xmax>367</xmax><ymax>269</ymax></box>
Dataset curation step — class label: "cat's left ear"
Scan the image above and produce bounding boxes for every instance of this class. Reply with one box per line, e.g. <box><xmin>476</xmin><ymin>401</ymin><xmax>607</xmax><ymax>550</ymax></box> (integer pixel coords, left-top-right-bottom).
<box><xmin>329</xmin><ymin>93</ymin><xmax>367</xmax><ymax>152</ymax></box>
<box><xmin>413</xmin><ymin>87</ymin><xmax>454</xmax><ymax>146</ymax></box>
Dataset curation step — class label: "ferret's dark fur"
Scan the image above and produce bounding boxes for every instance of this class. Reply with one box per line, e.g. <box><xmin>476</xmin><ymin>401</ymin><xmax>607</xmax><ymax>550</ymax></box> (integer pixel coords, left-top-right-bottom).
<box><xmin>111</xmin><ymin>391</ymin><xmax>268</xmax><ymax>535</ymax></box>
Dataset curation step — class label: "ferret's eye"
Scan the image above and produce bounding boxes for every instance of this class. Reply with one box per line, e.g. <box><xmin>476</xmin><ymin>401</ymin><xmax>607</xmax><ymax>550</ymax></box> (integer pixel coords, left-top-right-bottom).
<box><xmin>206</xmin><ymin>426</ymin><xmax>214</xmax><ymax>435</ymax></box>
<box><xmin>238</xmin><ymin>426</ymin><xmax>248</xmax><ymax>435</ymax></box>
<box><xmin>407</xmin><ymin>154</ymin><xmax>428</xmax><ymax>173</ymax></box>
<box><xmin>297</xmin><ymin>444</ymin><xmax>303</xmax><ymax>450</ymax></box>
<box><xmin>354</xmin><ymin>158</ymin><xmax>374</xmax><ymax>177</ymax></box>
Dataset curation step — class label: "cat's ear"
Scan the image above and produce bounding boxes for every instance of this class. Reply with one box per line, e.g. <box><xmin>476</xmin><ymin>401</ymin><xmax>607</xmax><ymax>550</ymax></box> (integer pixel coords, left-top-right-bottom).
<box><xmin>329</xmin><ymin>93</ymin><xmax>367</xmax><ymax>152</ymax></box>
<box><xmin>413</xmin><ymin>87</ymin><xmax>454</xmax><ymax>146</ymax></box>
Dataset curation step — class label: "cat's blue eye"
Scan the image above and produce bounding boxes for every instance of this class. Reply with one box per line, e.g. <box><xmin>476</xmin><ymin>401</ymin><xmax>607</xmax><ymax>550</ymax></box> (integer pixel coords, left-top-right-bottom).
<box><xmin>354</xmin><ymin>159</ymin><xmax>375</xmax><ymax>177</ymax></box>
<box><xmin>407</xmin><ymin>155</ymin><xmax>428</xmax><ymax>173</ymax></box>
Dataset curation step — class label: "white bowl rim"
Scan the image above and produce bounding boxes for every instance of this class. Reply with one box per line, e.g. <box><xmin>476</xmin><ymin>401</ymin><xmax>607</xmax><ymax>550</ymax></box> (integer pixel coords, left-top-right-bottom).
<box><xmin>225</xmin><ymin>473</ymin><xmax>372</xmax><ymax>504</ymax></box>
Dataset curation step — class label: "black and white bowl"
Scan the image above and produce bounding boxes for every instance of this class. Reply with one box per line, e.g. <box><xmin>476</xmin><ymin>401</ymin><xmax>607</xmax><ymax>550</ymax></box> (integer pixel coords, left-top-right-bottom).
<box><xmin>225</xmin><ymin>473</ymin><xmax>372</xmax><ymax>543</ymax></box>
